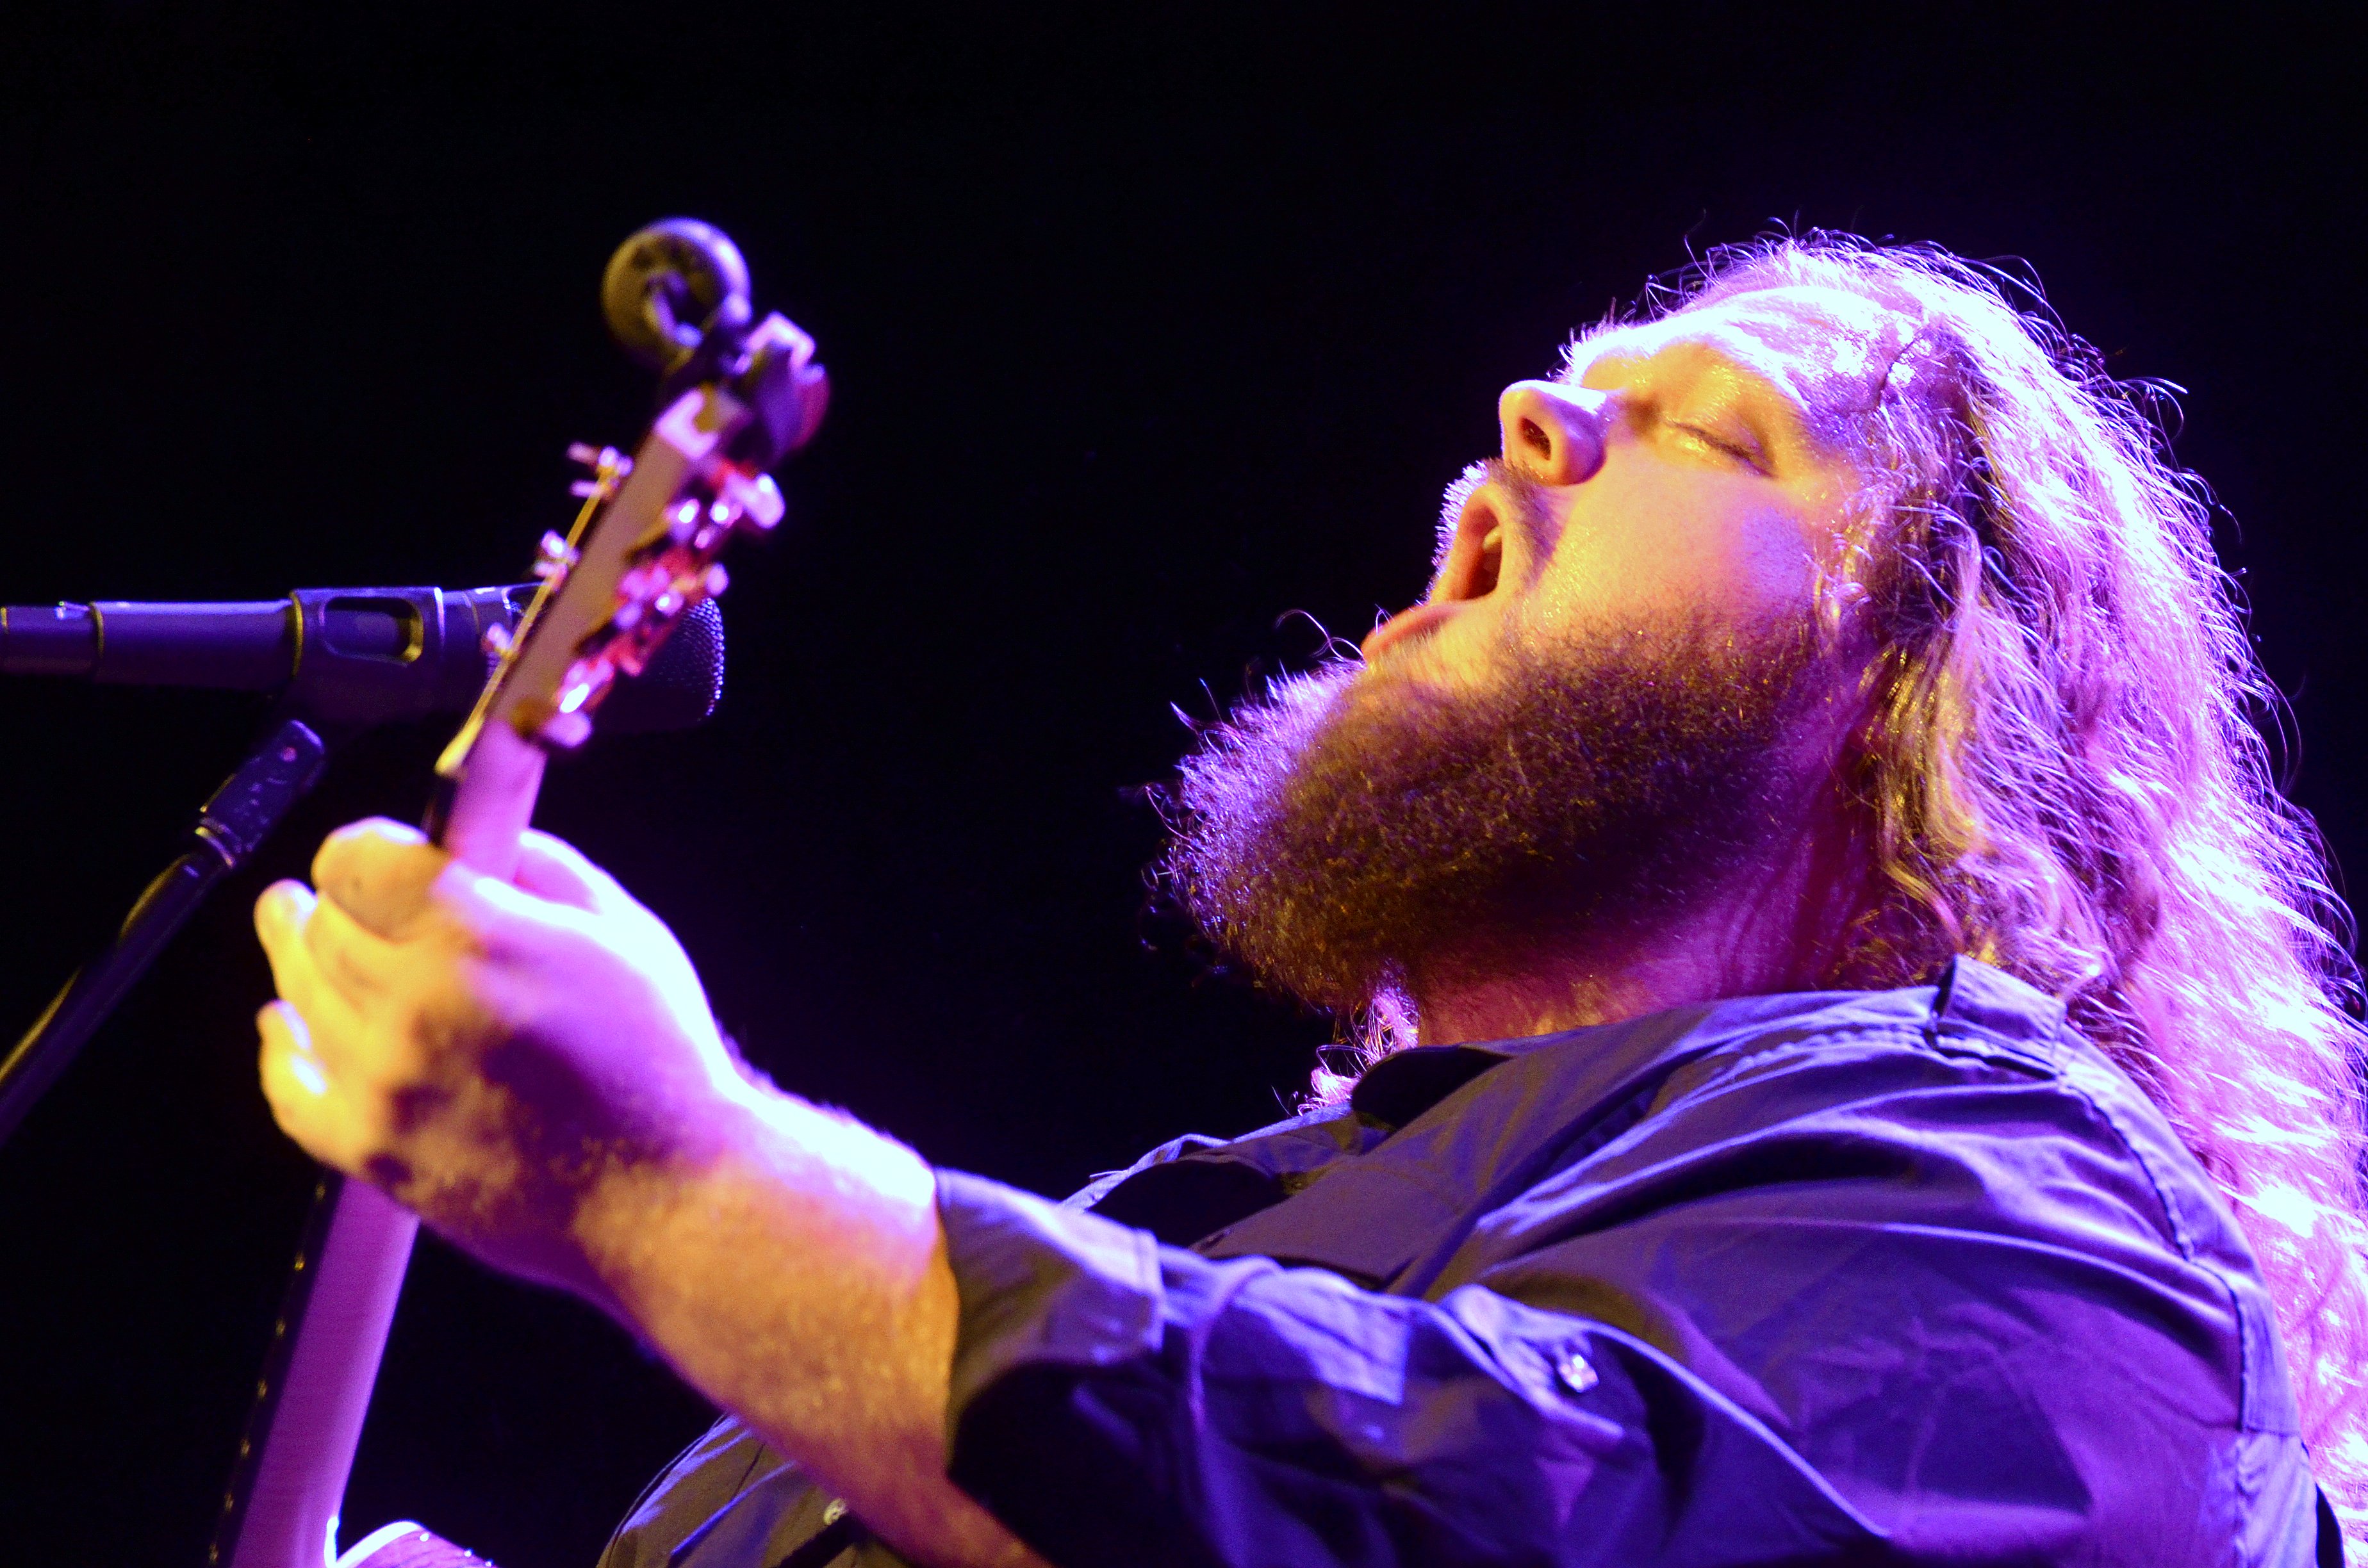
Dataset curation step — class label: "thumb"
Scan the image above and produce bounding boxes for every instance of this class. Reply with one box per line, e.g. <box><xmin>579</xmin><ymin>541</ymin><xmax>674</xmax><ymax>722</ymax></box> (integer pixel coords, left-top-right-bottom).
<box><xmin>509</xmin><ymin>828</ymin><xmax>632</xmax><ymax>915</ymax></box>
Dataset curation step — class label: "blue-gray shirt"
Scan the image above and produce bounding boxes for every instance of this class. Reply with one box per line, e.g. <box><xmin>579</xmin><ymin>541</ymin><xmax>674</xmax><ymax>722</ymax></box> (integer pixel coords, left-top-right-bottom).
<box><xmin>596</xmin><ymin>958</ymin><xmax>2337</xmax><ymax>1566</ymax></box>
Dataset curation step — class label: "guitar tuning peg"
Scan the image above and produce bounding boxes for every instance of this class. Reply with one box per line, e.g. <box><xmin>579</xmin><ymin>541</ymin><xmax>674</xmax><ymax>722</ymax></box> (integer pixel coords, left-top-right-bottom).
<box><xmin>482</xmin><ymin>624</ymin><xmax>513</xmax><ymax>657</ymax></box>
<box><xmin>703</xmin><ymin>563</ymin><xmax>730</xmax><ymax>598</ymax></box>
<box><xmin>565</xmin><ymin>443</ymin><xmax>634</xmax><ymax>500</ymax></box>
<box><xmin>540</xmin><ymin>710</ymin><xmax>593</xmax><ymax>750</ymax></box>
<box><xmin>533</xmin><ymin>530</ymin><xmax>579</xmax><ymax>581</ymax></box>
<box><xmin>566</xmin><ymin>442</ymin><xmax>633</xmax><ymax>472</ymax></box>
<box><xmin>718</xmin><ymin>469</ymin><xmax>785</xmax><ymax>532</ymax></box>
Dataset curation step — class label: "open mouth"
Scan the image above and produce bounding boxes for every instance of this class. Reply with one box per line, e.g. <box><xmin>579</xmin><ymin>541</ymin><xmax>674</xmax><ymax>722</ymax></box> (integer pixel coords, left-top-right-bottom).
<box><xmin>1366</xmin><ymin>477</ymin><xmax>1519</xmax><ymax>666</ymax></box>
<box><xmin>1362</xmin><ymin>599</ymin><xmax>1458</xmax><ymax>664</ymax></box>
<box><xmin>1457</xmin><ymin>523</ymin><xmax>1506</xmax><ymax>600</ymax></box>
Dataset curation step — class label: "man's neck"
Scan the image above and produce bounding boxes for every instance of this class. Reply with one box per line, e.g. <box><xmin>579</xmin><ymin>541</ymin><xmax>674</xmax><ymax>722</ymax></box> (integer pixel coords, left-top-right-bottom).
<box><xmin>1410</xmin><ymin>769</ymin><xmax>1869</xmax><ymax>1047</ymax></box>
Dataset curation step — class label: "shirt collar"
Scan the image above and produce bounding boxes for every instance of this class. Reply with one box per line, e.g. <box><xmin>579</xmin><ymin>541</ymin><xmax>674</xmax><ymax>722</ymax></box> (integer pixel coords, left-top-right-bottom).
<box><xmin>1089</xmin><ymin>959</ymin><xmax>2068</xmax><ymax>1257</ymax></box>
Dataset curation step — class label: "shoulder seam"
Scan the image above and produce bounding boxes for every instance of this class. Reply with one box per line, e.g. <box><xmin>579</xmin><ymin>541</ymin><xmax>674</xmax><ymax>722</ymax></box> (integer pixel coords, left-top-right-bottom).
<box><xmin>2044</xmin><ymin>1028</ymin><xmax>2288</xmax><ymax>1435</ymax></box>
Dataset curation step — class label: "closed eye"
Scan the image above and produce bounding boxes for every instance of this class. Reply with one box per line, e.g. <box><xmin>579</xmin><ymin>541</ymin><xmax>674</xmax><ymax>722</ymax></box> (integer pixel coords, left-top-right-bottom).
<box><xmin>1674</xmin><ymin>422</ymin><xmax>1771</xmax><ymax>475</ymax></box>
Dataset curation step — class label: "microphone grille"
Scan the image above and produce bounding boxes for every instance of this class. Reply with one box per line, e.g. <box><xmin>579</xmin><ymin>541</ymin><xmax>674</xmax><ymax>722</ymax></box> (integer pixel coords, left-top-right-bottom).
<box><xmin>602</xmin><ymin>596</ymin><xmax>725</xmax><ymax>735</ymax></box>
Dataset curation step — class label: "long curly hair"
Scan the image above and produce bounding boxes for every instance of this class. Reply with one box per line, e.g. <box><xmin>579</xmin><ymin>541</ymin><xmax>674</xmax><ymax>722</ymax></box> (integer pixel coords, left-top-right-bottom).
<box><xmin>1708</xmin><ymin>238</ymin><xmax>2368</xmax><ymax>1521</ymax></box>
<box><xmin>1302</xmin><ymin>234</ymin><xmax>2368</xmax><ymax>1526</ymax></box>
<box><xmin>1596</xmin><ymin>236</ymin><xmax>2368</xmax><ymax>1527</ymax></box>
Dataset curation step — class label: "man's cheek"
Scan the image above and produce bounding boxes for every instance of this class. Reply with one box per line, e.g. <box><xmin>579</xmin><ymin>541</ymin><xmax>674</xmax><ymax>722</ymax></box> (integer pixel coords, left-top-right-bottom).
<box><xmin>1526</xmin><ymin>548</ymin><xmax>1704</xmax><ymax>639</ymax></box>
<box><xmin>1725</xmin><ymin>480</ymin><xmax>1830</xmax><ymax>585</ymax></box>
<box><xmin>1533</xmin><ymin>511</ymin><xmax>1709</xmax><ymax>626</ymax></box>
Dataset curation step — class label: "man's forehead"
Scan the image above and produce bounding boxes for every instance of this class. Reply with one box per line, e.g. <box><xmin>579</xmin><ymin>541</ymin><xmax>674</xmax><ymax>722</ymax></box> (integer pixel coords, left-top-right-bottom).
<box><xmin>1563</xmin><ymin>284</ymin><xmax>1917</xmax><ymax>423</ymax></box>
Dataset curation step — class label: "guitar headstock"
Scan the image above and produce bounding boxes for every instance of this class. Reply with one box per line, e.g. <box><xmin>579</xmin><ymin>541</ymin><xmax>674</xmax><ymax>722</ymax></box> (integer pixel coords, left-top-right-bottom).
<box><xmin>430</xmin><ymin>221</ymin><xmax>825</xmax><ymax>822</ymax></box>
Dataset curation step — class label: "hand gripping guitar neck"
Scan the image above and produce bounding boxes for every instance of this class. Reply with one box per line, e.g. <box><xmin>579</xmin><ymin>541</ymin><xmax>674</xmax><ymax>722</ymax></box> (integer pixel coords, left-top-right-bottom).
<box><xmin>211</xmin><ymin>220</ymin><xmax>827</xmax><ymax>1568</ymax></box>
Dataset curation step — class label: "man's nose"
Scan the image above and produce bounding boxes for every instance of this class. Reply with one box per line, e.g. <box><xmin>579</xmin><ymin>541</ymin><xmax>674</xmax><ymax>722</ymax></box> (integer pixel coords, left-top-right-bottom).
<box><xmin>1497</xmin><ymin>380</ymin><xmax>1610</xmax><ymax>484</ymax></box>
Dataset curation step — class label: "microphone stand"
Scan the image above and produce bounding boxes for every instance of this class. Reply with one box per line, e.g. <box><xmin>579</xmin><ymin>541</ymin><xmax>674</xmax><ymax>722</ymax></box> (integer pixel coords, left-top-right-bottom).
<box><xmin>0</xmin><ymin>579</ymin><xmax>529</xmax><ymax>1131</ymax></box>
<box><xmin>0</xmin><ymin>711</ymin><xmax>406</xmax><ymax>1568</ymax></box>
<box><xmin>0</xmin><ymin>716</ymin><xmax>330</xmax><ymax>1148</ymax></box>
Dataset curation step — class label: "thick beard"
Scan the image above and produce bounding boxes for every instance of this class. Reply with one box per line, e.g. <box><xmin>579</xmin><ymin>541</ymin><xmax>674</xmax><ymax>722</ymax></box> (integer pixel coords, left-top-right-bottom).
<box><xmin>1160</xmin><ymin>609</ymin><xmax>1824</xmax><ymax>1017</ymax></box>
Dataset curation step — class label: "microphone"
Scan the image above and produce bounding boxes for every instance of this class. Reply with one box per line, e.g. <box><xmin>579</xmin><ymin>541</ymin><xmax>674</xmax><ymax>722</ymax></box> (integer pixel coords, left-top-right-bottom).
<box><xmin>0</xmin><ymin>585</ymin><xmax>724</xmax><ymax>733</ymax></box>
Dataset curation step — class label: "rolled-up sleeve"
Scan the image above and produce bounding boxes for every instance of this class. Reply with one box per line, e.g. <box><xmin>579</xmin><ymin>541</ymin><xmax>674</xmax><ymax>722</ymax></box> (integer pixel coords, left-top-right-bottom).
<box><xmin>933</xmin><ymin>1170</ymin><xmax>1886</xmax><ymax>1568</ymax></box>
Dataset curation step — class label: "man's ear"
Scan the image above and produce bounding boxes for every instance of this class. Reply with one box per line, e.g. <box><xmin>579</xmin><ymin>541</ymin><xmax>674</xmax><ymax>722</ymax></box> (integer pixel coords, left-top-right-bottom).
<box><xmin>1805</xmin><ymin>488</ymin><xmax>1893</xmax><ymax>651</ymax></box>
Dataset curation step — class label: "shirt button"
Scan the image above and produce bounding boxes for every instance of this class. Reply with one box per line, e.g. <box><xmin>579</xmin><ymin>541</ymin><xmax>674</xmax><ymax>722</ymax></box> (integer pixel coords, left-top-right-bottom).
<box><xmin>1556</xmin><ymin>1350</ymin><xmax>1600</xmax><ymax>1395</ymax></box>
<box><xmin>821</xmin><ymin>1498</ymin><xmax>848</xmax><ymax>1525</ymax></box>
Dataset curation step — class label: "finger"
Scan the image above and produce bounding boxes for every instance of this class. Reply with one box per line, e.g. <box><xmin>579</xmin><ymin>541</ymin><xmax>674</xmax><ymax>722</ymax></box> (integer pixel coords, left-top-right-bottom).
<box><xmin>510</xmin><ymin>828</ymin><xmax>631</xmax><ymax>915</ymax></box>
<box><xmin>256</xmin><ymin>1000</ymin><xmax>363</xmax><ymax>1172</ymax></box>
<box><xmin>312</xmin><ymin>818</ymin><xmax>451</xmax><ymax>940</ymax></box>
<box><xmin>299</xmin><ymin>883</ymin><xmax>410</xmax><ymax>1008</ymax></box>
<box><xmin>432</xmin><ymin>857</ymin><xmax>596</xmax><ymax>967</ymax></box>
<box><xmin>255</xmin><ymin>879</ymin><xmax>323</xmax><ymax>1013</ymax></box>
<box><xmin>256</xmin><ymin>880</ymin><xmax>372</xmax><ymax>1068</ymax></box>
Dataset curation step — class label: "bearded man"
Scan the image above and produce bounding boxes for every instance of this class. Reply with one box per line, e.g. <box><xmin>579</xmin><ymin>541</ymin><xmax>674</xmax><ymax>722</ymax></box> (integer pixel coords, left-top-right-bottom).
<box><xmin>251</xmin><ymin>238</ymin><xmax>2367</xmax><ymax>1567</ymax></box>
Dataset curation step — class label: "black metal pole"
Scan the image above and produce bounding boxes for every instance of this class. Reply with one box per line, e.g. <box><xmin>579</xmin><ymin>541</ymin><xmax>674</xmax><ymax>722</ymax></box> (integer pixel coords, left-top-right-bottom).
<box><xmin>0</xmin><ymin>718</ymin><xmax>329</xmax><ymax>1149</ymax></box>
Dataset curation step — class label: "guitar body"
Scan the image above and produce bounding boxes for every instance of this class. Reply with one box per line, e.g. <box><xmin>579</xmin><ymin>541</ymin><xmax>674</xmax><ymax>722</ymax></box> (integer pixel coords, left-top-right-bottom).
<box><xmin>212</xmin><ymin>220</ymin><xmax>825</xmax><ymax>1568</ymax></box>
<box><xmin>335</xmin><ymin>1523</ymin><xmax>492</xmax><ymax>1568</ymax></box>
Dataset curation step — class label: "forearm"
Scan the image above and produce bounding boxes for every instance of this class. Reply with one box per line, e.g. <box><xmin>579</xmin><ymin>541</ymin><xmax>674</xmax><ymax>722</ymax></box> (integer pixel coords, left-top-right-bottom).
<box><xmin>247</xmin><ymin>824</ymin><xmax>1037</xmax><ymax>1561</ymax></box>
<box><xmin>570</xmin><ymin>1088</ymin><xmax>1042</xmax><ymax>1568</ymax></box>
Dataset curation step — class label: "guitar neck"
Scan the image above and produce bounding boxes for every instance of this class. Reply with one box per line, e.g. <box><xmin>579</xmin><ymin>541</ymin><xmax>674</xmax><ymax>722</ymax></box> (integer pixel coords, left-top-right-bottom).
<box><xmin>220</xmin><ymin>730</ymin><xmax>544</xmax><ymax>1568</ymax></box>
<box><xmin>425</xmin><ymin>715</ymin><xmax>548</xmax><ymax>882</ymax></box>
<box><xmin>210</xmin><ymin>216</ymin><xmax>821</xmax><ymax>1568</ymax></box>
<box><xmin>220</xmin><ymin>1179</ymin><xmax>420</xmax><ymax>1568</ymax></box>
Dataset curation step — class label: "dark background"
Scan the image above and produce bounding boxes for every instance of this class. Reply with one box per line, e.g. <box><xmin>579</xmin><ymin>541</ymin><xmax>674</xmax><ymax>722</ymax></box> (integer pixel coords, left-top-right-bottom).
<box><xmin>1</xmin><ymin>7</ymin><xmax>2359</xmax><ymax>1565</ymax></box>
